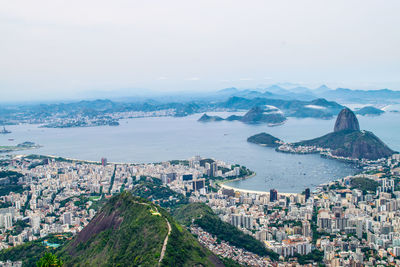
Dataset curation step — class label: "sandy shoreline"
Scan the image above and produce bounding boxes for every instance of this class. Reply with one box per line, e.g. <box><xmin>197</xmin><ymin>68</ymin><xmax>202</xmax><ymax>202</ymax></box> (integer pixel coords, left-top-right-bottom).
<box><xmin>217</xmin><ymin>172</ymin><xmax>299</xmax><ymax>197</ymax></box>
<box><xmin>16</xmin><ymin>153</ymin><xmax>301</xmax><ymax>196</ymax></box>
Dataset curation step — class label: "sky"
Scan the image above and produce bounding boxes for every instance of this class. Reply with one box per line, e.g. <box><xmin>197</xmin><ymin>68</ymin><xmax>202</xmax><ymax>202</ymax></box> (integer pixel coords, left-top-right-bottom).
<box><xmin>1</xmin><ymin>0</ymin><xmax>400</xmax><ymax>101</ymax></box>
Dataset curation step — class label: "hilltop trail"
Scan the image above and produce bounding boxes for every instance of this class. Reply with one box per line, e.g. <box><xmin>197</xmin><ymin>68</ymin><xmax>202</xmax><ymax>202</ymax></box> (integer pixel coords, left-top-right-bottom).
<box><xmin>159</xmin><ymin>218</ymin><xmax>172</xmax><ymax>265</ymax></box>
<box><xmin>132</xmin><ymin>200</ymin><xmax>172</xmax><ymax>266</ymax></box>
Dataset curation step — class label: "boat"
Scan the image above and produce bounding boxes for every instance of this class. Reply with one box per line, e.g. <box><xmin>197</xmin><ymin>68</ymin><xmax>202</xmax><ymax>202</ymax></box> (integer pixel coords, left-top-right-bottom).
<box><xmin>0</xmin><ymin>126</ymin><xmax>11</xmax><ymax>134</ymax></box>
<box><xmin>8</xmin><ymin>139</ymin><xmax>14</xmax><ymax>141</ymax></box>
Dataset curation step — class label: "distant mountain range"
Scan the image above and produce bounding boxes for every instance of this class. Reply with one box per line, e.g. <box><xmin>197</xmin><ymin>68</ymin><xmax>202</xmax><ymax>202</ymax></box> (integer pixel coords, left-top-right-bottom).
<box><xmin>1</xmin><ymin>84</ymin><xmax>394</xmax><ymax>127</ymax></box>
<box><xmin>216</xmin><ymin>85</ymin><xmax>400</xmax><ymax>103</ymax></box>
<box><xmin>219</xmin><ymin>97</ymin><xmax>344</xmax><ymax>119</ymax></box>
<box><xmin>199</xmin><ymin>105</ymin><xmax>287</xmax><ymax>125</ymax></box>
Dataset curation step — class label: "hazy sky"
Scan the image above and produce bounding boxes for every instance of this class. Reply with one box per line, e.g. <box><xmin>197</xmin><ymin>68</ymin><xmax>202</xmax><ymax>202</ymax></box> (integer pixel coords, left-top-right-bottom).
<box><xmin>1</xmin><ymin>0</ymin><xmax>400</xmax><ymax>101</ymax></box>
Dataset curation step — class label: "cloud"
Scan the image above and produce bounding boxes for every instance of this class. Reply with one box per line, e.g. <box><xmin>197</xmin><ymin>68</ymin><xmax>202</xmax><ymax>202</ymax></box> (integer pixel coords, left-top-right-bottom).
<box><xmin>239</xmin><ymin>78</ymin><xmax>253</xmax><ymax>81</ymax></box>
<box><xmin>157</xmin><ymin>76</ymin><xmax>168</xmax><ymax>80</ymax></box>
<box><xmin>186</xmin><ymin>77</ymin><xmax>200</xmax><ymax>81</ymax></box>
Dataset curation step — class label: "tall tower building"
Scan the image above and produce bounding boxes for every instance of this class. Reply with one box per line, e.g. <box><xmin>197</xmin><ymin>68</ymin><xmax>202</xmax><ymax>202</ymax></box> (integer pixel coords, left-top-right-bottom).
<box><xmin>305</xmin><ymin>188</ymin><xmax>310</xmax><ymax>201</ymax></box>
<box><xmin>270</xmin><ymin>189</ymin><xmax>278</xmax><ymax>202</ymax></box>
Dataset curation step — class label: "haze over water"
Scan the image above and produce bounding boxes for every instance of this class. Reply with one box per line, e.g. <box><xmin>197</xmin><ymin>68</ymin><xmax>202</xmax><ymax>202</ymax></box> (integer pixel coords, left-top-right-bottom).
<box><xmin>2</xmin><ymin>112</ymin><xmax>400</xmax><ymax>193</ymax></box>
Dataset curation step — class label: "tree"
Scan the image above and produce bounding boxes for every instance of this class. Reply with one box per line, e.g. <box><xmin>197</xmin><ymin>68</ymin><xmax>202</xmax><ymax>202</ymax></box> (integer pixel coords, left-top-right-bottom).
<box><xmin>36</xmin><ymin>252</ymin><xmax>63</xmax><ymax>267</ymax></box>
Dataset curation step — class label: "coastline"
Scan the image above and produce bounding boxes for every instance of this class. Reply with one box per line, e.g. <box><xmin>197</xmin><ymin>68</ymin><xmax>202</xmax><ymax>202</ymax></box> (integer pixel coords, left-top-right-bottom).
<box><xmin>0</xmin><ymin>145</ymin><xmax>42</xmax><ymax>154</ymax></box>
<box><xmin>216</xmin><ymin>172</ymin><xmax>299</xmax><ymax>197</ymax></box>
<box><xmin>11</xmin><ymin>153</ymin><xmax>346</xmax><ymax>196</ymax></box>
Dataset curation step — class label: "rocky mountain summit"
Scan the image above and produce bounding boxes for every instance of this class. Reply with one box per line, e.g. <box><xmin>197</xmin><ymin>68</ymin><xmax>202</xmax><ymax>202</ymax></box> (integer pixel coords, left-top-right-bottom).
<box><xmin>295</xmin><ymin>108</ymin><xmax>395</xmax><ymax>160</ymax></box>
<box><xmin>334</xmin><ymin>108</ymin><xmax>360</xmax><ymax>132</ymax></box>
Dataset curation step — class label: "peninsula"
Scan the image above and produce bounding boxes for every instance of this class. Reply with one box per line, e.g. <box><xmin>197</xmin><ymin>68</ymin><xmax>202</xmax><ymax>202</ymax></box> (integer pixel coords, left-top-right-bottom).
<box><xmin>279</xmin><ymin>108</ymin><xmax>395</xmax><ymax>161</ymax></box>
<box><xmin>249</xmin><ymin>108</ymin><xmax>396</xmax><ymax>161</ymax></box>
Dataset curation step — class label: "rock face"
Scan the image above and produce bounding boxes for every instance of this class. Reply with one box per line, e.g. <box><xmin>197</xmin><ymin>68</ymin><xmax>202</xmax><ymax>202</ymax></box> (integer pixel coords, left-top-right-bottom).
<box><xmin>334</xmin><ymin>108</ymin><xmax>360</xmax><ymax>132</ymax></box>
<box><xmin>241</xmin><ymin>106</ymin><xmax>286</xmax><ymax>124</ymax></box>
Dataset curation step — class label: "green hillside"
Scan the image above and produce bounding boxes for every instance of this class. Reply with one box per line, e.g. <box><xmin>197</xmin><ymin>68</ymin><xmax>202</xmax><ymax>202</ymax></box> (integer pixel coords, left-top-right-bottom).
<box><xmin>173</xmin><ymin>202</ymin><xmax>279</xmax><ymax>261</ymax></box>
<box><xmin>59</xmin><ymin>192</ymin><xmax>221</xmax><ymax>266</ymax></box>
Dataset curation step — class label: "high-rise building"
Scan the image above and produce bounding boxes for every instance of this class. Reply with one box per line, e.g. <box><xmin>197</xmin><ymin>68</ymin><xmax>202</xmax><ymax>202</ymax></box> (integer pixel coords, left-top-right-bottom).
<box><xmin>167</xmin><ymin>173</ymin><xmax>177</xmax><ymax>182</ymax></box>
<box><xmin>15</xmin><ymin>200</ymin><xmax>21</xmax><ymax>210</ymax></box>
<box><xmin>31</xmin><ymin>215</ymin><xmax>40</xmax><ymax>229</ymax></box>
<box><xmin>3</xmin><ymin>213</ymin><xmax>12</xmax><ymax>229</ymax></box>
<box><xmin>270</xmin><ymin>189</ymin><xmax>278</xmax><ymax>202</ymax></box>
<box><xmin>193</xmin><ymin>179</ymin><xmax>205</xmax><ymax>191</ymax></box>
<box><xmin>243</xmin><ymin>215</ymin><xmax>254</xmax><ymax>229</ymax></box>
<box><xmin>161</xmin><ymin>174</ymin><xmax>168</xmax><ymax>184</ymax></box>
<box><xmin>302</xmin><ymin>220</ymin><xmax>311</xmax><ymax>237</ymax></box>
<box><xmin>234</xmin><ymin>167</ymin><xmax>240</xmax><ymax>176</ymax></box>
<box><xmin>231</xmin><ymin>214</ymin><xmax>241</xmax><ymax>228</ymax></box>
<box><xmin>207</xmin><ymin>162</ymin><xmax>218</xmax><ymax>177</ymax></box>
<box><xmin>101</xmin><ymin>158</ymin><xmax>107</xmax><ymax>166</ymax></box>
<box><xmin>356</xmin><ymin>220</ymin><xmax>363</xmax><ymax>239</ymax></box>
<box><xmin>63</xmin><ymin>212</ymin><xmax>73</xmax><ymax>225</ymax></box>
<box><xmin>305</xmin><ymin>188</ymin><xmax>310</xmax><ymax>201</ymax></box>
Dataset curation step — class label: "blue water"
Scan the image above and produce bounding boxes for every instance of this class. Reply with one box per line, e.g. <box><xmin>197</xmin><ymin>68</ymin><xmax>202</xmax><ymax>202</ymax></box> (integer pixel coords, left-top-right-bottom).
<box><xmin>1</xmin><ymin>112</ymin><xmax>399</xmax><ymax>193</ymax></box>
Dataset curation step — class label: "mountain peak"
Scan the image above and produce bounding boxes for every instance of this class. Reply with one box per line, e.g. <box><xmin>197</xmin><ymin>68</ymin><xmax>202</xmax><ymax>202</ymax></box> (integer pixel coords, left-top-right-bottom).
<box><xmin>316</xmin><ymin>84</ymin><xmax>330</xmax><ymax>90</ymax></box>
<box><xmin>60</xmin><ymin>193</ymin><xmax>219</xmax><ymax>266</ymax></box>
<box><xmin>334</xmin><ymin>108</ymin><xmax>360</xmax><ymax>132</ymax></box>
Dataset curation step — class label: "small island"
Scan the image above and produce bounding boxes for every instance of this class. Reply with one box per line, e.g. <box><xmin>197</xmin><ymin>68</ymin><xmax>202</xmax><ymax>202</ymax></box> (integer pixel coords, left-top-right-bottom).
<box><xmin>197</xmin><ymin>113</ymin><xmax>224</xmax><ymax>122</ymax></box>
<box><xmin>355</xmin><ymin>106</ymin><xmax>384</xmax><ymax>116</ymax></box>
<box><xmin>247</xmin><ymin>133</ymin><xmax>282</xmax><ymax>147</ymax></box>
<box><xmin>0</xmin><ymin>142</ymin><xmax>42</xmax><ymax>153</ymax></box>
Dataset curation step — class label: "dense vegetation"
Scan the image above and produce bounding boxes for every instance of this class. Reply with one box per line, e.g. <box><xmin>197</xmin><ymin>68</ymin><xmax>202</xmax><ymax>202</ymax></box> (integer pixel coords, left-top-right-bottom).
<box><xmin>350</xmin><ymin>177</ymin><xmax>379</xmax><ymax>193</ymax></box>
<box><xmin>218</xmin><ymin>257</ymin><xmax>246</xmax><ymax>267</ymax></box>
<box><xmin>173</xmin><ymin>202</ymin><xmax>279</xmax><ymax>261</ymax></box>
<box><xmin>36</xmin><ymin>252</ymin><xmax>63</xmax><ymax>267</ymax></box>
<box><xmin>247</xmin><ymin>132</ymin><xmax>281</xmax><ymax>147</ymax></box>
<box><xmin>131</xmin><ymin>177</ymin><xmax>188</xmax><ymax>209</ymax></box>
<box><xmin>59</xmin><ymin>192</ymin><xmax>218</xmax><ymax>266</ymax></box>
<box><xmin>0</xmin><ymin>234</ymin><xmax>70</xmax><ymax>267</ymax></box>
<box><xmin>294</xmin><ymin>250</ymin><xmax>324</xmax><ymax>265</ymax></box>
<box><xmin>0</xmin><ymin>171</ymin><xmax>24</xmax><ymax>197</ymax></box>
